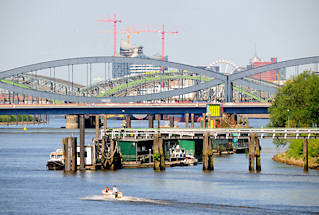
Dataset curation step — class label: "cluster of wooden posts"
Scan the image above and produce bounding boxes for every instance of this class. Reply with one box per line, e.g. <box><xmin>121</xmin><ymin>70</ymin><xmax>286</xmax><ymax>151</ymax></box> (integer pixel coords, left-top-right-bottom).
<box><xmin>248</xmin><ymin>133</ymin><xmax>261</xmax><ymax>173</ymax></box>
<box><xmin>62</xmin><ymin>114</ymin><xmax>314</xmax><ymax>173</ymax></box>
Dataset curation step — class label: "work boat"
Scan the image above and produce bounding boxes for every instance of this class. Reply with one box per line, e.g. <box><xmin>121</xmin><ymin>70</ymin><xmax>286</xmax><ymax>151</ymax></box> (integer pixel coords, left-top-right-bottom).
<box><xmin>46</xmin><ymin>149</ymin><xmax>64</xmax><ymax>170</ymax></box>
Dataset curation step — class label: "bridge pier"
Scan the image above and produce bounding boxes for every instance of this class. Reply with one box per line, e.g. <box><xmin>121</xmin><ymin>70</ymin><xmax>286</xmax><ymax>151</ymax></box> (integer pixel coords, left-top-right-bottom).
<box><xmin>65</xmin><ymin>115</ymin><xmax>78</xmax><ymax>129</ymax></box>
<box><xmin>148</xmin><ymin>115</ymin><xmax>154</xmax><ymax>128</ymax></box>
<box><xmin>125</xmin><ymin>115</ymin><xmax>131</xmax><ymax>128</ymax></box>
<box><xmin>191</xmin><ymin>113</ymin><xmax>194</xmax><ymax>128</ymax></box>
<box><xmin>185</xmin><ymin>113</ymin><xmax>189</xmax><ymax>128</ymax></box>
<box><xmin>169</xmin><ymin>115</ymin><xmax>174</xmax><ymax>128</ymax></box>
<box><xmin>155</xmin><ymin>114</ymin><xmax>161</xmax><ymax>128</ymax></box>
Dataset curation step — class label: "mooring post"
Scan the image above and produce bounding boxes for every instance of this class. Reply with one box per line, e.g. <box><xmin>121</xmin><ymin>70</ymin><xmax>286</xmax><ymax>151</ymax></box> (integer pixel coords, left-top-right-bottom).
<box><xmin>249</xmin><ymin>133</ymin><xmax>256</xmax><ymax>173</ymax></box>
<box><xmin>65</xmin><ymin>137</ymin><xmax>72</xmax><ymax>172</ymax></box>
<box><xmin>71</xmin><ymin>137</ymin><xmax>77</xmax><ymax>172</ymax></box>
<box><xmin>191</xmin><ymin>113</ymin><xmax>194</xmax><ymax>128</ymax></box>
<box><xmin>62</xmin><ymin>137</ymin><xmax>67</xmax><ymax>170</ymax></box>
<box><xmin>207</xmin><ymin>133</ymin><xmax>214</xmax><ymax>170</ymax></box>
<box><xmin>158</xmin><ymin>134</ymin><xmax>165</xmax><ymax>171</ymax></box>
<box><xmin>304</xmin><ymin>138</ymin><xmax>308</xmax><ymax>172</ymax></box>
<box><xmin>110</xmin><ymin>139</ymin><xmax>115</xmax><ymax>170</ymax></box>
<box><xmin>169</xmin><ymin>115</ymin><xmax>174</xmax><ymax>128</ymax></box>
<box><xmin>153</xmin><ymin>133</ymin><xmax>160</xmax><ymax>171</ymax></box>
<box><xmin>185</xmin><ymin>113</ymin><xmax>189</xmax><ymax>128</ymax></box>
<box><xmin>202</xmin><ymin>132</ymin><xmax>209</xmax><ymax>170</ymax></box>
<box><xmin>79</xmin><ymin>115</ymin><xmax>85</xmax><ymax>171</ymax></box>
<box><xmin>95</xmin><ymin>115</ymin><xmax>99</xmax><ymax>140</ymax></box>
<box><xmin>255</xmin><ymin>137</ymin><xmax>261</xmax><ymax>173</ymax></box>
<box><xmin>148</xmin><ymin>114</ymin><xmax>154</xmax><ymax>128</ymax></box>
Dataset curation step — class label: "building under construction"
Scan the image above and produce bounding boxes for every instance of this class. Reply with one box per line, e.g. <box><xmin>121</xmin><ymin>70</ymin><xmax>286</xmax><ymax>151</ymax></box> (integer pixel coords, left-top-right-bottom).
<box><xmin>112</xmin><ymin>40</ymin><xmax>168</xmax><ymax>78</ymax></box>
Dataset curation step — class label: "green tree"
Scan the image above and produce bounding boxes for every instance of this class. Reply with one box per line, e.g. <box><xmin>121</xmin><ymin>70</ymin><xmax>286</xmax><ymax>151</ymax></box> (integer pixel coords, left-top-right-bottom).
<box><xmin>269</xmin><ymin>71</ymin><xmax>319</xmax><ymax>127</ymax></box>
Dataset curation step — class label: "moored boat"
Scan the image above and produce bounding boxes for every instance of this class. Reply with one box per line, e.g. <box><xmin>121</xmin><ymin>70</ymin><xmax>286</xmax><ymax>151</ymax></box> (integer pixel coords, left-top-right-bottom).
<box><xmin>46</xmin><ymin>149</ymin><xmax>64</xmax><ymax>170</ymax></box>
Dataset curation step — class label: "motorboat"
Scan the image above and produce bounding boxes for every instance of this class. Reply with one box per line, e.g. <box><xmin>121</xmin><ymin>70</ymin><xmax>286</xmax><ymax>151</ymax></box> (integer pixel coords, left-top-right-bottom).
<box><xmin>46</xmin><ymin>149</ymin><xmax>64</xmax><ymax>170</ymax></box>
<box><xmin>182</xmin><ymin>155</ymin><xmax>198</xmax><ymax>166</ymax></box>
<box><xmin>101</xmin><ymin>190</ymin><xmax>123</xmax><ymax>199</ymax></box>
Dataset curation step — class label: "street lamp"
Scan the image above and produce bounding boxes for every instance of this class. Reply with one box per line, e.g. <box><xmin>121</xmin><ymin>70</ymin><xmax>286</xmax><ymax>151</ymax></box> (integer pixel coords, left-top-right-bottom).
<box><xmin>287</xmin><ymin>109</ymin><xmax>290</xmax><ymax>128</ymax></box>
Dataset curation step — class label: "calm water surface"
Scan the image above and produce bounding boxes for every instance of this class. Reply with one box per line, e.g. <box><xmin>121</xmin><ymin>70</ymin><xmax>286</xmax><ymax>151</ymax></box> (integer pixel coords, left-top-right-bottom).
<box><xmin>0</xmin><ymin>116</ymin><xmax>318</xmax><ymax>215</ymax></box>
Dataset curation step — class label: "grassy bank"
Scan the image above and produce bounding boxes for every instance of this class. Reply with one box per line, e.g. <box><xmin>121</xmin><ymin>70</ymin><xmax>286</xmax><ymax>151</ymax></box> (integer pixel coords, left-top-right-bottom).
<box><xmin>0</xmin><ymin>115</ymin><xmax>34</xmax><ymax>122</ymax></box>
<box><xmin>273</xmin><ymin>139</ymin><xmax>319</xmax><ymax>169</ymax></box>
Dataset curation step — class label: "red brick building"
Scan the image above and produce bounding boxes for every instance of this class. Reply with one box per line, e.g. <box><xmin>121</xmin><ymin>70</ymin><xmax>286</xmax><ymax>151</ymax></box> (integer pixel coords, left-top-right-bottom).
<box><xmin>250</xmin><ymin>55</ymin><xmax>277</xmax><ymax>82</ymax></box>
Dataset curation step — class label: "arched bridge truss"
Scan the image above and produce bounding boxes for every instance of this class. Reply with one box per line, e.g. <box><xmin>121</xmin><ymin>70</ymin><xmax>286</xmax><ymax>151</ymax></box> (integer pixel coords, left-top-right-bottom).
<box><xmin>0</xmin><ymin>56</ymin><xmax>318</xmax><ymax>103</ymax></box>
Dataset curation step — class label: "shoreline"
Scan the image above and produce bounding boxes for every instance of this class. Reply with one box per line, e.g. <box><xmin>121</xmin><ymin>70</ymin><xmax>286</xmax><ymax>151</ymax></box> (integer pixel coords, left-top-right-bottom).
<box><xmin>273</xmin><ymin>152</ymin><xmax>319</xmax><ymax>170</ymax></box>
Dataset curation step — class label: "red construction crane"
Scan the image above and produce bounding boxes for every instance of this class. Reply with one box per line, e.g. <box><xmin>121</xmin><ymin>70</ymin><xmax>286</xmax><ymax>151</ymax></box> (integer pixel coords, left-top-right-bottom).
<box><xmin>146</xmin><ymin>24</ymin><xmax>179</xmax><ymax>62</ymax></box>
<box><xmin>145</xmin><ymin>25</ymin><xmax>178</xmax><ymax>88</ymax></box>
<box><xmin>97</xmin><ymin>13</ymin><xmax>122</xmax><ymax>56</ymax></box>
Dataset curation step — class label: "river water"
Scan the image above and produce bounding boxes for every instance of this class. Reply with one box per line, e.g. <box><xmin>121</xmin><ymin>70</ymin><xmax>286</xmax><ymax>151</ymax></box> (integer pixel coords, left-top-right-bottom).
<box><xmin>0</xmin><ymin>116</ymin><xmax>318</xmax><ymax>215</ymax></box>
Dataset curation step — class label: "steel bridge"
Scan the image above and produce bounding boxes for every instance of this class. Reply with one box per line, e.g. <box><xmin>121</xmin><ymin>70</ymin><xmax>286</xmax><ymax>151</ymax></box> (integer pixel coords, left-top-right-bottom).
<box><xmin>0</xmin><ymin>56</ymin><xmax>318</xmax><ymax>103</ymax></box>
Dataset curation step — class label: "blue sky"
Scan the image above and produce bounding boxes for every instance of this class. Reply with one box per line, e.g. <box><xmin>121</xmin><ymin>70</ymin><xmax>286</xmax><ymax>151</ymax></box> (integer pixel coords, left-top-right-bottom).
<box><xmin>1</xmin><ymin>0</ymin><xmax>318</xmax><ymax>71</ymax></box>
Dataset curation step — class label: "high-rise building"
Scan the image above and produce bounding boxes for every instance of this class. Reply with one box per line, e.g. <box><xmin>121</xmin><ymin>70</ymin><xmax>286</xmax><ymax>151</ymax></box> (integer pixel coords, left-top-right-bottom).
<box><xmin>249</xmin><ymin>55</ymin><xmax>286</xmax><ymax>82</ymax></box>
<box><xmin>112</xmin><ymin>40</ymin><xmax>167</xmax><ymax>78</ymax></box>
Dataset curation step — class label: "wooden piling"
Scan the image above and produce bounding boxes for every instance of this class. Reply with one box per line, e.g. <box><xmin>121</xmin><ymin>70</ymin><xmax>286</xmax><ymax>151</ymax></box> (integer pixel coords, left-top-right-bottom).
<box><xmin>65</xmin><ymin>138</ymin><xmax>72</xmax><ymax>172</ymax></box>
<box><xmin>79</xmin><ymin>115</ymin><xmax>85</xmax><ymax>171</ymax></box>
<box><xmin>153</xmin><ymin>133</ymin><xmax>160</xmax><ymax>171</ymax></box>
<box><xmin>70</xmin><ymin>137</ymin><xmax>77</xmax><ymax>172</ymax></box>
<box><xmin>185</xmin><ymin>113</ymin><xmax>189</xmax><ymax>128</ymax></box>
<box><xmin>110</xmin><ymin>139</ymin><xmax>115</xmax><ymax>170</ymax></box>
<box><xmin>169</xmin><ymin>115</ymin><xmax>174</xmax><ymax>128</ymax></box>
<box><xmin>148</xmin><ymin>115</ymin><xmax>154</xmax><ymax>128</ymax></box>
<box><xmin>255</xmin><ymin>137</ymin><xmax>261</xmax><ymax>173</ymax></box>
<box><xmin>249</xmin><ymin>133</ymin><xmax>256</xmax><ymax>173</ymax></box>
<box><xmin>62</xmin><ymin>137</ymin><xmax>67</xmax><ymax>169</ymax></box>
<box><xmin>304</xmin><ymin>139</ymin><xmax>308</xmax><ymax>172</ymax></box>
<box><xmin>191</xmin><ymin>113</ymin><xmax>194</xmax><ymax>128</ymax></box>
<box><xmin>202</xmin><ymin>132</ymin><xmax>209</xmax><ymax>170</ymax></box>
<box><xmin>95</xmin><ymin>115</ymin><xmax>99</xmax><ymax>140</ymax></box>
<box><xmin>207</xmin><ymin>134</ymin><xmax>214</xmax><ymax>170</ymax></box>
<box><xmin>158</xmin><ymin>134</ymin><xmax>165</xmax><ymax>171</ymax></box>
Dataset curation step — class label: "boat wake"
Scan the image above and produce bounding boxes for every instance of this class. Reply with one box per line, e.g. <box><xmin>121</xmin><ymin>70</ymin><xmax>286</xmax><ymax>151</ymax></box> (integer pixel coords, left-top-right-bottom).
<box><xmin>80</xmin><ymin>195</ymin><xmax>315</xmax><ymax>214</ymax></box>
<box><xmin>81</xmin><ymin>195</ymin><xmax>168</xmax><ymax>205</ymax></box>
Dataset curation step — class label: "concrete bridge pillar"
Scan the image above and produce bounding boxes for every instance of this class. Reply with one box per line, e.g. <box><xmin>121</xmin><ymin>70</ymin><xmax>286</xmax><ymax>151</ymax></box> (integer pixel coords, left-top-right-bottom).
<box><xmin>169</xmin><ymin>115</ymin><xmax>174</xmax><ymax>128</ymax></box>
<box><xmin>148</xmin><ymin>115</ymin><xmax>154</xmax><ymax>128</ymax></box>
<box><xmin>65</xmin><ymin>115</ymin><xmax>78</xmax><ymax>129</ymax></box>
<box><xmin>191</xmin><ymin>113</ymin><xmax>195</xmax><ymax>128</ymax></box>
<box><xmin>185</xmin><ymin>113</ymin><xmax>189</xmax><ymax>128</ymax></box>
